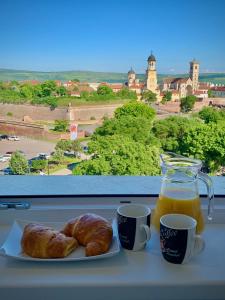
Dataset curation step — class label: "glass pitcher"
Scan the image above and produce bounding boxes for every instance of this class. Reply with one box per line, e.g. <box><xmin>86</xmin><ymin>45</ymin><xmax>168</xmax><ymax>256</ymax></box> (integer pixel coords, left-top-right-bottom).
<box><xmin>152</xmin><ymin>152</ymin><xmax>214</xmax><ymax>234</ymax></box>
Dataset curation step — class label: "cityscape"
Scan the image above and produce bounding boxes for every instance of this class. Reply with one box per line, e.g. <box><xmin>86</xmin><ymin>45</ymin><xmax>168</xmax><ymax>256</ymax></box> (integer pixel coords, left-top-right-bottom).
<box><xmin>0</xmin><ymin>52</ymin><xmax>225</xmax><ymax>176</ymax></box>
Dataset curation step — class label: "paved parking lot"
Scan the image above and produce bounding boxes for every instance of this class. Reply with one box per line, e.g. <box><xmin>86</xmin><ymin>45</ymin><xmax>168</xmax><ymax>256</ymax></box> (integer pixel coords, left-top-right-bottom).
<box><xmin>0</xmin><ymin>137</ymin><xmax>56</xmax><ymax>171</ymax></box>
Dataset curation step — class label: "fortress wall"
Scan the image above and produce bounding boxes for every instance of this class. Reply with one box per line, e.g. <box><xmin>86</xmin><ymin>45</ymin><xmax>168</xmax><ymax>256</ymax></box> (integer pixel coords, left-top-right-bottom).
<box><xmin>70</xmin><ymin>104</ymin><xmax>123</xmax><ymax>121</ymax></box>
<box><xmin>0</xmin><ymin>120</ymin><xmax>85</xmax><ymax>140</ymax></box>
<box><xmin>0</xmin><ymin>103</ymin><xmax>68</xmax><ymax>121</ymax></box>
<box><xmin>0</xmin><ymin>103</ymin><xmax>123</xmax><ymax>122</ymax></box>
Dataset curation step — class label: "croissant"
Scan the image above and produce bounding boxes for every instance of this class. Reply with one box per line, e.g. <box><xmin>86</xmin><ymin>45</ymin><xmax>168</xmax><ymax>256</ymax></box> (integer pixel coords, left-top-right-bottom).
<box><xmin>62</xmin><ymin>213</ymin><xmax>113</xmax><ymax>256</ymax></box>
<box><xmin>21</xmin><ymin>223</ymin><xmax>78</xmax><ymax>258</ymax></box>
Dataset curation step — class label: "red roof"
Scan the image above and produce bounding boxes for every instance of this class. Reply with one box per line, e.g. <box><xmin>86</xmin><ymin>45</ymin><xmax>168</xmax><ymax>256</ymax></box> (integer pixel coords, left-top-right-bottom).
<box><xmin>211</xmin><ymin>86</ymin><xmax>225</xmax><ymax>92</ymax></box>
<box><xmin>110</xmin><ymin>84</ymin><xmax>123</xmax><ymax>89</ymax></box>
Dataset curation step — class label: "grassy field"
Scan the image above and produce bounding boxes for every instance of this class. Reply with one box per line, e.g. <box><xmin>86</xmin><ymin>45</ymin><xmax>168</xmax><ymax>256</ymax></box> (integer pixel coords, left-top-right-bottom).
<box><xmin>56</xmin><ymin>96</ymin><xmax>129</xmax><ymax>107</ymax></box>
<box><xmin>1</xmin><ymin>68</ymin><xmax>225</xmax><ymax>84</ymax></box>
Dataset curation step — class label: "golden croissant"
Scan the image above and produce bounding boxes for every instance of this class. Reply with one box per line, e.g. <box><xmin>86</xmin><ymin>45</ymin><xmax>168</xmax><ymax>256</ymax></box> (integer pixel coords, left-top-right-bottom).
<box><xmin>62</xmin><ymin>213</ymin><xmax>113</xmax><ymax>256</ymax></box>
<box><xmin>21</xmin><ymin>223</ymin><xmax>78</xmax><ymax>258</ymax></box>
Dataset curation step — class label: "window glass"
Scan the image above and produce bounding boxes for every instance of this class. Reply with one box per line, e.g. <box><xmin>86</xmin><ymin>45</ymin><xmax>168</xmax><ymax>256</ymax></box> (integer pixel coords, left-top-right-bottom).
<box><xmin>0</xmin><ymin>1</ymin><xmax>224</xmax><ymax>178</ymax></box>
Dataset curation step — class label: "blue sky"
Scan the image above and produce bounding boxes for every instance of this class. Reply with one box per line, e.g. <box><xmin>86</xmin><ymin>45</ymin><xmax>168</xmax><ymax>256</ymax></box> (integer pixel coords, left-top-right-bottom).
<box><xmin>0</xmin><ymin>0</ymin><xmax>225</xmax><ymax>73</ymax></box>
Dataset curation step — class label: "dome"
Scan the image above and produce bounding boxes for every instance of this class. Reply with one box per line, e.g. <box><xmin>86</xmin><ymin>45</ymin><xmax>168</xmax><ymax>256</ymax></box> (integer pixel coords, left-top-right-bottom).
<box><xmin>128</xmin><ymin>67</ymin><xmax>135</xmax><ymax>75</ymax></box>
<box><xmin>148</xmin><ymin>53</ymin><xmax>156</xmax><ymax>62</ymax></box>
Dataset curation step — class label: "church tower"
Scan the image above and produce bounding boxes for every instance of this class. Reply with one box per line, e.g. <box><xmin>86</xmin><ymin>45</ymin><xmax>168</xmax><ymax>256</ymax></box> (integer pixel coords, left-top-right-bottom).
<box><xmin>146</xmin><ymin>52</ymin><xmax>157</xmax><ymax>92</ymax></box>
<box><xmin>128</xmin><ymin>67</ymin><xmax>136</xmax><ymax>87</ymax></box>
<box><xmin>189</xmin><ymin>59</ymin><xmax>199</xmax><ymax>91</ymax></box>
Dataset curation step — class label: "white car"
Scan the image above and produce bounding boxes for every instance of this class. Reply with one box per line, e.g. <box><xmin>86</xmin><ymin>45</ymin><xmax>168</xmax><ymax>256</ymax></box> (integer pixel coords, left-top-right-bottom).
<box><xmin>0</xmin><ymin>155</ymin><xmax>9</xmax><ymax>162</ymax></box>
<box><xmin>8</xmin><ymin>136</ymin><xmax>20</xmax><ymax>141</ymax></box>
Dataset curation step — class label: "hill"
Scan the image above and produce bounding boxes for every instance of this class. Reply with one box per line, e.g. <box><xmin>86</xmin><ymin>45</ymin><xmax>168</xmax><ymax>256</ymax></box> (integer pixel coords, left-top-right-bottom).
<box><xmin>0</xmin><ymin>69</ymin><xmax>225</xmax><ymax>85</ymax></box>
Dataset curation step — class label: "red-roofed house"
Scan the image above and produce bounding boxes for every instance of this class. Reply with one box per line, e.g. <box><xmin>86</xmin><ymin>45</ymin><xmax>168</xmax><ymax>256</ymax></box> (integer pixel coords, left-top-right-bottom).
<box><xmin>210</xmin><ymin>86</ymin><xmax>225</xmax><ymax>97</ymax></box>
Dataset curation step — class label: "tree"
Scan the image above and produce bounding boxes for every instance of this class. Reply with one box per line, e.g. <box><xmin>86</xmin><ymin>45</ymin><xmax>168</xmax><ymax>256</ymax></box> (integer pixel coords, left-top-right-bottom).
<box><xmin>53</xmin><ymin>120</ymin><xmax>69</xmax><ymax>132</ymax></box>
<box><xmin>9</xmin><ymin>151</ymin><xmax>29</xmax><ymax>175</ymax></box>
<box><xmin>20</xmin><ymin>85</ymin><xmax>34</xmax><ymax>99</ymax></box>
<box><xmin>51</xmin><ymin>149</ymin><xmax>65</xmax><ymax>164</ymax></box>
<box><xmin>180</xmin><ymin>95</ymin><xmax>197</xmax><ymax>112</ymax></box>
<box><xmin>181</xmin><ymin>122</ymin><xmax>225</xmax><ymax>172</ymax></box>
<box><xmin>152</xmin><ymin>116</ymin><xmax>200</xmax><ymax>153</ymax></box>
<box><xmin>198</xmin><ymin>107</ymin><xmax>222</xmax><ymax>123</ymax></box>
<box><xmin>97</xmin><ymin>85</ymin><xmax>113</xmax><ymax>96</ymax></box>
<box><xmin>93</xmin><ymin>115</ymin><xmax>157</xmax><ymax>145</ymax></box>
<box><xmin>117</xmin><ymin>88</ymin><xmax>137</xmax><ymax>100</ymax></box>
<box><xmin>162</xmin><ymin>91</ymin><xmax>172</xmax><ymax>104</ymax></box>
<box><xmin>71</xmin><ymin>79</ymin><xmax>80</xmax><ymax>83</ymax></box>
<box><xmin>31</xmin><ymin>159</ymin><xmax>47</xmax><ymax>172</ymax></box>
<box><xmin>73</xmin><ymin>135</ymin><xmax>161</xmax><ymax>176</ymax></box>
<box><xmin>41</xmin><ymin>80</ymin><xmax>57</xmax><ymax>97</ymax></box>
<box><xmin>55</xmin><ymin>139</ymin><xmax>81</xmax><ymax>154</ymax></box>
<box><xmin>56</xmin><ymin>86</ymin><xmax>67</xmax><ymax>96</ymax></box>
<box><xmin>55</xmin><ymin>139</ymin><xmax>72</xmax><ymax>151</ymax></box>
<box><xmin>114</xmin><ymin>101</ymin><xmax>156</xmax><ymax>120</ymax></box>
<box><xmin>141</xmin><ymin>90</ymin><xmax>157</xmax><ymax>104</ymax></box>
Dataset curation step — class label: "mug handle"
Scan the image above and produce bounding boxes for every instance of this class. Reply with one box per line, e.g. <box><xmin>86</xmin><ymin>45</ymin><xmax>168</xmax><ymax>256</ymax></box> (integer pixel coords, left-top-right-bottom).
<box><xmin>139</xmin><ymin>225</ymin><xmax>151</xmax><ymax>248</ymax></box>
<box><xmin>193</xmin><ymin>235</ymin><xmax>205</xmax><ymax>256</ymax></box>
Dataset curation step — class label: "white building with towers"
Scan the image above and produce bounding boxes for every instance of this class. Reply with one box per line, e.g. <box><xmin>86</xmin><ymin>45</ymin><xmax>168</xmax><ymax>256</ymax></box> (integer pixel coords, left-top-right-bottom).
<box><xmin>126</xmin><ymin>54</ymin><xmax>208</xmax><ymax>100</ymax></box>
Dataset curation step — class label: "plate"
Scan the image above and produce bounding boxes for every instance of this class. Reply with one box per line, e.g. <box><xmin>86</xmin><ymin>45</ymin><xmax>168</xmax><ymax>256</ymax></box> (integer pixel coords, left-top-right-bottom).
<box><xmin>0</xmin><ymin>219</ymin><xmax>120</xmax><ymax>262</ymax></box>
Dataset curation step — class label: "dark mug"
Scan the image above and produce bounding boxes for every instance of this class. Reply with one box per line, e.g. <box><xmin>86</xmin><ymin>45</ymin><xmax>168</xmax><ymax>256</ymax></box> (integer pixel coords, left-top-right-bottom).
<box><xmin>117</xmin><ymin>204</ymin><xmax>151</xmax><ymax>251</ymax></box>
<box><xmin>160</xmin><ymin>214</ymin><xmax>205</xmax><ymax>264</ymax></box>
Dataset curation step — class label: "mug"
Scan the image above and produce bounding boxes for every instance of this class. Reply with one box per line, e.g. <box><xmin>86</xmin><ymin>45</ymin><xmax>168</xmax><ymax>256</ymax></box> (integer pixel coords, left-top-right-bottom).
<box><xmin>117</xmin><ymin>204</ymin><xmax>151</xmax><ymax>251</ymax></box>
<box><xmin>160</xmin><ymin>214</ymin><xmax>205</xmax><ymax>264</ymax></box>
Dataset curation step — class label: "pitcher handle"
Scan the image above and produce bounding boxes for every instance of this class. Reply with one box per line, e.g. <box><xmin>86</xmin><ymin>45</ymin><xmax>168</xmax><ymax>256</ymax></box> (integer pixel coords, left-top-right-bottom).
<box><xmin>198</xmin><ymin>171</ymin><xmax>214</xmax><ymax>221</ymax></box>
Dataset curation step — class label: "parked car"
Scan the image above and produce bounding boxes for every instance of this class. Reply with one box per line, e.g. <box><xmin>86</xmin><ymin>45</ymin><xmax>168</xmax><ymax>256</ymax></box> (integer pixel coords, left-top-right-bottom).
<box><xmin>8</xmin><ymin>136</ymin><xmax>20</xmax><ymax>141</ymax></box>
<box><xmin>0</xmin><ymin>134</ymin><xmax>8</xmax><ymax>139</ymax></box>
<box><xmin>38</xmin><ymin>153</ymin><xmax>51</xmax><ymax>160</ymax></box>
<box><xmin>5</xmin><ymin>151</ymin><xmax>14</xmax><ymax>157</ymax></box>
<box><xmin>3</xmin><ymin>167</ymin><xmax>13</xmax><ymax>175</ymax></box>
<box><xmin>0</xmin><ymin>155</ymin><xmax>9</xmax><ymax>162</ymax></box>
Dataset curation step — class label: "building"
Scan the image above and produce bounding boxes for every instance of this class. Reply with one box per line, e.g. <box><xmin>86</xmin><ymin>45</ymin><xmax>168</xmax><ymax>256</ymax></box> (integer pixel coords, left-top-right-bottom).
<box><xmin>146</xmin><ymin>53</ymin><xmax>158</xmax><ymax>92</ymax></box>
<box><xmin>189</xmin><ymin>59</ymin><xmax>199</xmax><ymax>91</ymax></box>
<box><xmin>210</xmin><ymin>86</ymin><xmax>225</xmax><ymax>98</ymax></box>
<box><xmin>160</xmin><ymin>58</ymin><xmax>209</xmax><ymax>100</ymax></box>
<box><xmin>126</xmin><ymin>67</ymin><xmax>145</xmax><ymax>95</ymax></box>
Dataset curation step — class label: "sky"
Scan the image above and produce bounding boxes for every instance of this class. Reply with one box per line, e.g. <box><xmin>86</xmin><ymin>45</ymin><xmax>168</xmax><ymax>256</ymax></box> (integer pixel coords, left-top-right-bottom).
<box><xmin>0</xmin><ymin>0</ymin><xmax>225</xmax><ymax>74</ymax></box>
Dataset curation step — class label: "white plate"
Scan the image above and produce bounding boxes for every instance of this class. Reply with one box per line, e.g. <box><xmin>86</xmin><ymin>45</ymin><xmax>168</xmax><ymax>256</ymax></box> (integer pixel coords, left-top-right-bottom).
<box><xmin>0</xmin><ymin>219</ymin><xmax>120</xmax><ymax>262</ymax></box>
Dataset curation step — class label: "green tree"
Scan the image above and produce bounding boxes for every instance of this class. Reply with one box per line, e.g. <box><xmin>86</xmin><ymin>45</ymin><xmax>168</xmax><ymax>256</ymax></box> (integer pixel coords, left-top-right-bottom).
<box><xmin>56</xmin><ymin>86</ymin><xmax>67</xmax><ymax>96</ymax></box>
<box><xmin>51</xmin><ymin>149</ymin><xmax>65</xmax><ymax>164</ymax></box>
<box><xmin>198</xmin><ymin>107</ymin><xmax>222</xmax><ymax>123</ymax></box>
<box><xmin>152</xmin><ymin>116</ymin><xmax>199</xmax><ymax>153</ymax></box>
<box><xmin>56</xmin><ymin>139</ymin><xmax>81</xmax><ymax>155</ymax></box>
<box><xmin>180</xmin><ymin>95</ymin><xmax>197</xmax><ymax>112</ymax></box>
<box><xmin>53</xmin><ymin>120</ymin><xmax>69</xmax><ymax>132</ymax></box>
<box><xmin>93</xmin><ymin>115</ymin><xmax>157</xmax><ymax>145</ymax></box>
<box><xmin>181</xmin><ymin>122</ymin><xmax>225</xmax><ymax>172</ymax></box>
<box><xmin>117</xmin><ymin>88</ymin><xmax>137</xmax><ymax>100</ymax></box>
<box><xmin>55</xmin><ymin>139</ymin><xmax>72</xmax><ymax>151</ymax></box>
<box><xmin>20</xmin><ymin>85</ymin><xmax>34</xmax><ymax>99</ymax></box>
<box><xmin>162</xmin><ymin>91</ymin><xmax>172</xmax><ymax>104</ymax></box>
<box><xmin>41</xmin><ymin>80</ymin><xmax>57</xmax><ymax>97</ymax></box>
<box><xmin>97</xmin><ymin>85</ymin><xmax>113</xmax><ymax>96</ymax></box>
<box><xmin>207</xmin><ymin>89</ymin><xmax>213</xmax><ymax>98</ymax></box>
<box><xmin>9</xmin><ymin>151</ymin><xmax>29</xmax><ymax>175</ymax></box>
<box><xmin>31</xmin><ymin>159</ymin><xmax>47</xmax><ymax>172</ymax></box>
<box><xmin>71</xmin><ymin>79</ymin><xmax>80</xmax><ymax>83</ymax></box>
<box><xmin>141</xmin><ymin>90</ymin><xmax>157</xmax><ymax>104</ymax></box>
<box><xmin>114</xmin><ymin>101</ymin><xmax>156</xmax><ymax>120</ymax></box>
<box><xmin>73</xmin><ymin>135</ymin><xmax>161</xmax><ymax>175</ymax></box>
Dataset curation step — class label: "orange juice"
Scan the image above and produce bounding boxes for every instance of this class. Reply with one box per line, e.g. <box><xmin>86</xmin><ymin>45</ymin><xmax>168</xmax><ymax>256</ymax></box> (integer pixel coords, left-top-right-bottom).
<box><xmin>152</xmin><ymin>189</ymin><xmax>204</xmax><ymax>234</ymax></box>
